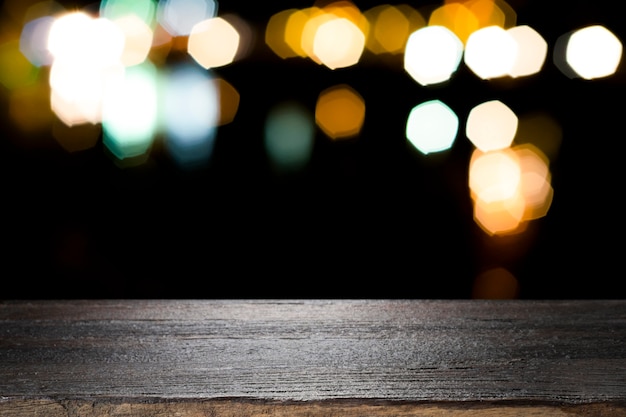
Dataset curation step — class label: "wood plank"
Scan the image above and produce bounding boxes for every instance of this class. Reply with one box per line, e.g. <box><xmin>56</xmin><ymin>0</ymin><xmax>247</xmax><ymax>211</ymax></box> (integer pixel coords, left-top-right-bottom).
<box><xmin>1</xmin><ymin>300</ymin><xmax>625</xmax><ymax>416</ymax></box>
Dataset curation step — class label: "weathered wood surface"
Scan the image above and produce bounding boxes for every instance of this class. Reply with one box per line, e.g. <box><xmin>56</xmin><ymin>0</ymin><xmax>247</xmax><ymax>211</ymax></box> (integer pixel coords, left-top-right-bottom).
<box><xmin>1</xmin><ymin>299</ymin><xmax>625</xmax><ymax>416</ymax></box>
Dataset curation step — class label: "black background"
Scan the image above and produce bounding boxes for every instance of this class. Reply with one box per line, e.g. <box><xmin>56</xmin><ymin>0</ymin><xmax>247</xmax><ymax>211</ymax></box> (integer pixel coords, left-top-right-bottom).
<box><xmin>1</xmin><ymin>0</ymin><xmax>625</xmax><ymax>299</ymax></box>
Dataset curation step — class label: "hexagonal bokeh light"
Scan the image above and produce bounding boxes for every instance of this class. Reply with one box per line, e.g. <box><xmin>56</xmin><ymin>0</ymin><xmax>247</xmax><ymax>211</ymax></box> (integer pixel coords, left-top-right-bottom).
<box><xmin>507</xmin><ymin>25</ymin><xmax>547</xmax><ymax>78</ymax></box>
<box><xmin>464</xmin><ymin>25</ymin><xmax>517</xmax><ymax>79</ymax></box>
<box><xmin>188</xmin><ymin>17</ymin><xmax>240</xmax><ymax>69</ymax></box>
<box><xmin>404</xmin><ymin>25</ymin><xmax>463</xmax><ymax>86</ymax></box>
<box><xmin>466</xmin><ymin>100</ymin><xmax>518</xmax><ymax>152</ymax></box>
<box><xmin>313</xmin><ymin>17</ymin><xmax>365</xmax><ymax>70</ymax></box>
<box><xmin>565</xmin><ymin>25</ymin><xmax>623</xmax><ymax>80</ymax></box>
<box><xmin>157</xmin><ymin>0</ymin><xmax>218</xmax><ymax>37</ymax></box>
<box><xmin>264</xmin><ymin>101</ymin><xmax>315</xmax><ymax>174</ymax></box>
<box><xmin>406</xmin><ymin>100</ymin><xmax>459</xmax><ymax>155</ymax></box>
<box><xmin>315</xmin><ymin>84</ymin><xmax>365</xmax><ymax>140</ymax></box>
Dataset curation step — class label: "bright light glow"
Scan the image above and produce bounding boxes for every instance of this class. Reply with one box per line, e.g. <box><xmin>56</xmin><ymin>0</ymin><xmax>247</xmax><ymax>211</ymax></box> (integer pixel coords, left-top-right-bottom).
<box><xmin>19</xmin><ymin>16</ymin><xmax>56</xmax><ymax>67</ymax></box>
<box><xmin>566</xmin><ymin>25</ymin><xmax>622</xmax><ymax>79</ymax></box>
<box><xmin>468</xmin><ymin>143</ymin><xmax>553</xmax><ymax>236</ymax></box>
<box><xmin>464</xmin><ymin>25</ymin><xmax>517</xmax><ymax>79</ymax></box>
<box><xmin>188</xmin><ymin>17</ymin><xmax>240</xmax><ymax>69</ymax></box>
<box><xmin>466</xmin><ymin>100</ymin><xmax>518</xmax><ymax>152</ymax></box>
<box><xmin>515</xmin><ymin>144</ymin><xmax>553</xmax><ymax>220</ymax></box>
<box><xmin>157</xmin><ymin>0</ymin><xmax>218</xmax><ymax>36</ymax></box>
<box><xmin>113</xmin><ymin>14</ymin><xmax>154</xmax><ymax>67</ymax></box>
<box><xmin>161</xmin><ymin>64</ymin><xmax>219</xmax><ymax>169</ymax></box>
<box><xmin>406</xmin><ymin>100</ymin><xmax>458</xmax><ymax>155</ymax></box>
<box><xmin>507</xmin><ymin>25</ymin><xmax>547</xmax><ymax>77</ymax></box>
<box><xmin>49</xmin><ymin>60</ymin><xmax>125</xmax><ymax>125</ymax></box>
<box><xmin>315</xmin><ymin>84</ymin><xmax>365</xmax><ymax>140</ymax></box>
<box><xmin>264</xmin><ymin>101</ymin><xmax>315</xmax><ymax>173</ymax></box>
<box><xmin>313</xmin><ymin>17</ymin><xmax>365</xmax><ymax>69</ymax></box>
<box><xmin>102</xmin><ymin>62</ymin><xmax>158</xmax><ymax>160</ymax></box>
<box><xmin>404</xmin><ymin>25</ymin><xmax>463</xmax><ymax>86</ymax></box>
<box><xmin>46</xmin><ymin>12</ymin><xmax>93</xmax><ymax>61</ymax></box>
<box><xmin>100</xmin><ymin>0</ymin><xmax>156</xmax><ymax>27</ymax></box>
<box><xmin>469</xmin><ymin>148</ymin><xmax>521</xmax><ymax>204</ymax></box>
<box><xmin>266</xmin><ymin>9</ymin><xmax>300</xmax><ymax>59</ymax></box>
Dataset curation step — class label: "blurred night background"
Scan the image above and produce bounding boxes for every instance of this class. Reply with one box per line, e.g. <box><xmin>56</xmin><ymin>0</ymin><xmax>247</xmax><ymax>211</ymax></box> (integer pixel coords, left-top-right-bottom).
<box><xmin>0</xmin><ymin>0</ymin><xmax>624</xmax><ymax>299</ymax></box>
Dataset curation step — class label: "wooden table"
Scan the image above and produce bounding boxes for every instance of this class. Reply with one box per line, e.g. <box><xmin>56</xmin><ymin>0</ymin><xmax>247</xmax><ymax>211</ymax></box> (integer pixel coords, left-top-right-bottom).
<box><xmin>1</xmin><ymin>299</ymin><xmax>625</xmax><ymax>416</ymax></box>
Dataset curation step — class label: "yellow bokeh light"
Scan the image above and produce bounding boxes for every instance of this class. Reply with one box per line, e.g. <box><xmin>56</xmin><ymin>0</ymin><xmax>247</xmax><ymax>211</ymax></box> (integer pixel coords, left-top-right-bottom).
<box><xmin>315</xmin><ymin>84</ymin><xmax>365</xmax><ymax>140</ymax></box>
<box><xmin>429</xmin><ymin>2</ymin><xmax>479</xmax><ymax>45</ymax></box>
<box><xmin>403</xmin><ymin>25</ymin><xmax>463</xmax><ymax>86</ymax></box>
<box><xmin>188</xmin><ymin>17</ymin><xmax>240</xmax><ymax>69</ymax></box>
<box><xmin>473</xmin><ymin>189</ymin><xmax>526</xmax><ymax>236</ymax></box>
<box><xmin>313</xmin><ymin>17</ymin><xmax>365</xmax><ymax>69</ymax></box>
<box><xmin>469</xmin><ymin>143</ymin><xmax>554</xmax><ymax>236</ymax></box>
<box><xmin>285</xmin><ymin>8</ymin><xmax>319</xmax><ymax>58</ymax></box>
<box><xmin>506</xmin><ymin>25</ymin><xmax>547</xmax><ymax>78</ymax></box>
<box><xmin>469</xmin><ymin>148</ymin><xmax>521</xmax><ymax>204</ymax></box>
<box><xmin>466</xmin><ymin>99</ymin><xmax>518</xmax><ymax>152</ymax></box>
<box><xmin>266</xmin><ymin>9</ymin><xmax>297</xmax><ymax>59</ymax></box>
<box><xmin>215</xmin><ymin>77</ymin><xmax>239</xmax><ymax>126</ymax></box>
<box><xmin>365</xmin><ymin>5</ymin><xmax>405</xmax><ymax>55</ymax></box>
<box><xmin>0</xmin><ymin>39</ymin><xmax>39</xmax><ymax>90</ymax></box>
<box><xmin>464</xmin><ymin>25</ymin><xmax>517</xmax><ymax>79</ymax></box>
<box><xmin>565</xmin><ymin>25</ymin><xmax>622</xmax><ymax>80</ymax></box>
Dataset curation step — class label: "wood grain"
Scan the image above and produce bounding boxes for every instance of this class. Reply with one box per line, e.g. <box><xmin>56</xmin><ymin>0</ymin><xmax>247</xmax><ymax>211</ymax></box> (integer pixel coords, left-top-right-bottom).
<box><xmin>1</xmin><ymin>300</ymin><xmax>625</xmax><ymax>416</ymax></box>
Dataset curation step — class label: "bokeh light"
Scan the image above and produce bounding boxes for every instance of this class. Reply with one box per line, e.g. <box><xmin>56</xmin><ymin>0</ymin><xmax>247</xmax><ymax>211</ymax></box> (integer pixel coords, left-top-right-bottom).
<box><xmin>466</xmin><ymin>100</ymin><xmax>518</xmax><ymax>152</ymax></box>
<box><xmin>160</xmin><ymin>63</ymin><xmax>220</xmax><ymax>169</ymax></box>
<box><xmin>19</xmin><ymin>15</ymin><xmax>56</xmax><ymax>67</ymax></box>
<box><xmin>99</xmin><ymin>0</ymin><xmax>156</xmax><ymax>27</ymax></box>
<box><xmin>264</xmin><ymin>101</ymin><xmax>315</xmax><ymax>174</ymax></box>
<box><xmin>113</xmin><ymin>14</ymin><xmax>154</xmax><ymax>67</ymax></box>
<box><xmin>565</xmin><ymin>25</ymin><xmax>622</xmax><ymax>80</ymax></box>
<box><xmin>156</xmin><ymin>0</ymin><xmax>218</xmax><ymax>37</ymax></box>
<box><xmin>469</xmin><ymin>143</ymin><xmax>553</xmax><ymax>236</ymax></box>
<box><xmin>506</xmin><ymin>25</ymin><xmax>547</xmax><ymax>78</ymax></box>
<box><xmin>364</xmin><ymin>4</ymin><xmax>425</xmax><ymax>55</ymax></box>
<box><xmin>429</xmin><ymin>2</ymin><xmax>479</xmax><ymax>45</ymax></box>
<box><xmin>102</xmin><ymin>62</ymin><xmax>159</xmax><ymax>160</ymax></box>
<box><xmin>469</xmin><ymin>148</ymin><xmax>521</xmax><ymax>205</ymax></box>
<box><xmin>464</xmin><ymin>25</ymin><xmax>517</xmax><ymax>79</ymax></box>
<box><xmin>0</xmin><ymin>39</ymin><xmax>39</xmax><ymax>90</ymax></box>
<box><xmin>472</xmin><ymin>267</ymin><xmax>520</xmax><ymax>299</ymax></box>
<box><xmin>215</xmin><ymin>77</ymin><xmax>239</xmax><ymax>126</ymax></box>
<box><xmin>188</xmin><ymin>17</ymin><xmax>240</xmax><ymax>69</ymax></box>
<box><xmin>313</xmin><ymin>17</ymin><xmax>365</xmax><ymax>70</ymax></box>
<box><xmin>406</xmin><ymin>100</ymin><xmax>458</xmax><ymax>155</ymax></box>
<box><xmin>265</xmin><ymin>9</ymin><xmax>300</xmax><ymax>59</ymax></box>
<box><xmin>315</xmin><ymin>84</ymin><xmax>365</xmax><ymax>140</ymax></box>
<box><xmin>404</xmin><ymin>25</ymin><xmax>463</xmax><ymax>86</ymax></box>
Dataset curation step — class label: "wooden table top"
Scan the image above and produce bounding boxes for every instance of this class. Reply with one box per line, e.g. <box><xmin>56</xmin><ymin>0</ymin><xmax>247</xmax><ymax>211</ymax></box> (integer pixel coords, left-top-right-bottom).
<box><xmin>1</xmin><ymin>299</ymin><xmax>625</xmax><ymax>416</ymax></box>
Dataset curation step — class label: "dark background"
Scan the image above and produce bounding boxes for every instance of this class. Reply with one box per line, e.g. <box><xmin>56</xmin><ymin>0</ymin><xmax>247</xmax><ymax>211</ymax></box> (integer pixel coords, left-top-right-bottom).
<box><xmin>1</xmin><ymin>0</ymin><xmax>625</xmax><ymax>299</ymax></box>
